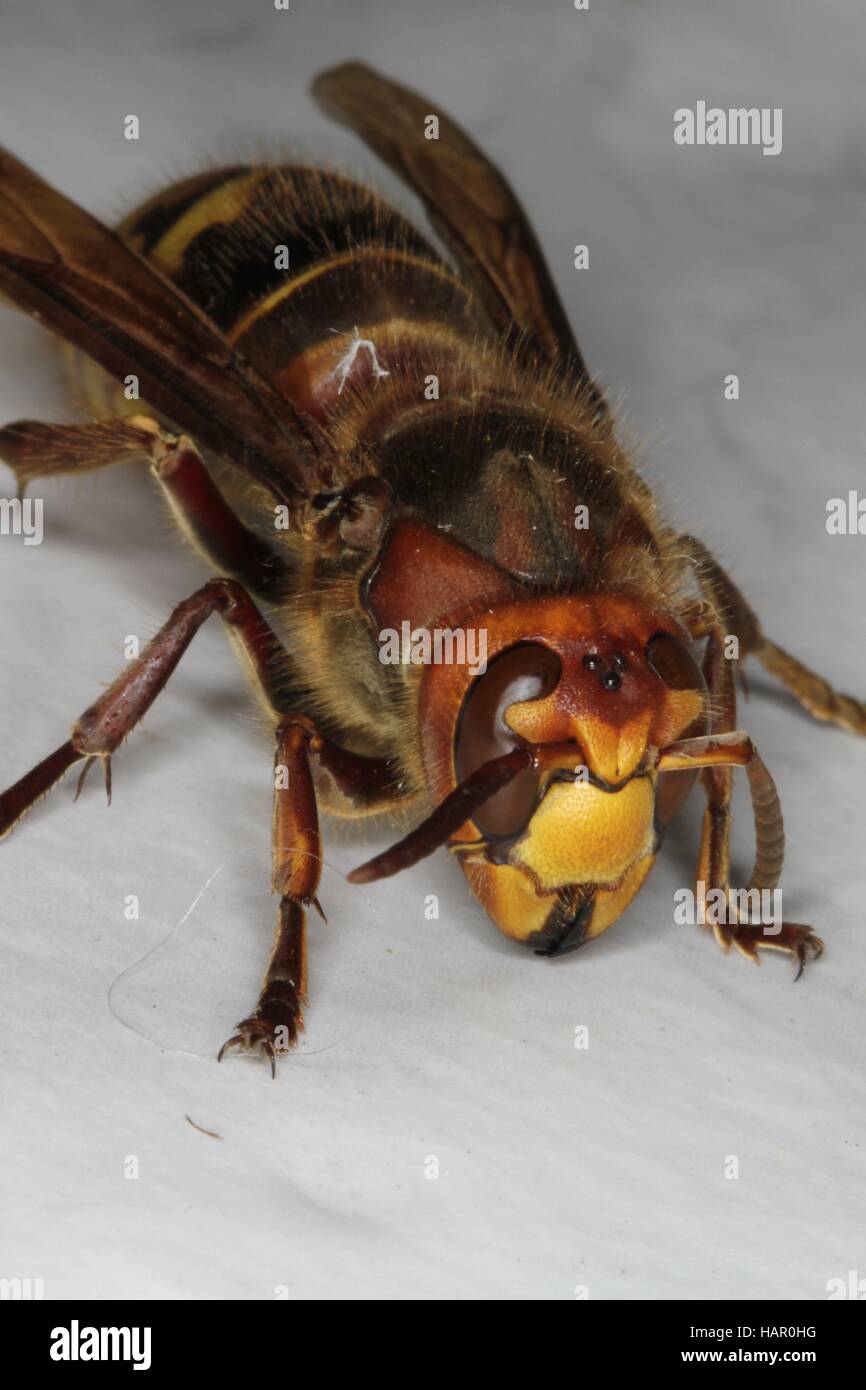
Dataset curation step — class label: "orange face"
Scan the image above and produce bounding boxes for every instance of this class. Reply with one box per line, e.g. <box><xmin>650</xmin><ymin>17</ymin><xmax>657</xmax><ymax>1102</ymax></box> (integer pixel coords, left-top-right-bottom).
<box><xmin>418</xmin><ymin>594</ymin><xmax>707</xmax><ymax>954</ymax></box>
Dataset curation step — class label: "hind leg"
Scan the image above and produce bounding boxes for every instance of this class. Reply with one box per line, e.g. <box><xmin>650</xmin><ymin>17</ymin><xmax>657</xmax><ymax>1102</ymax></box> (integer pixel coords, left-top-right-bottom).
<box><xmin>0</xmin><ymin>416</ymin><xmax>288</xmax><ymax>597</ymax></box>
<box><xmin>680</xmin><ymin>533</ymin><xmax>866</xmax><ymax>735</ymax></box>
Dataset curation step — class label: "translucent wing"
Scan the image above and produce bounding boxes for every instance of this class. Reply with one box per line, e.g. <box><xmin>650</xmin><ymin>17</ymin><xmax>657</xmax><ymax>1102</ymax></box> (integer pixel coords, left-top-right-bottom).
<box><xmin>312</xmin><ymin>61</ymin><xmax>606</xmax><ymax>414</ymax></box>
<box><xmin>0</xmin><ymin>146</ymin><xmax>333</xmax><ymax>506</ymax></box>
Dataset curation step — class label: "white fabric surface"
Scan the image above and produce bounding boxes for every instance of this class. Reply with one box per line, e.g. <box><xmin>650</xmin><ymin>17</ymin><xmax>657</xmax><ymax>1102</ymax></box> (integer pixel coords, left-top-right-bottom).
<box><xmin>0</xmin><ymin>0</ymin><xmax>864</xmax><ymax>1300</ymax></box>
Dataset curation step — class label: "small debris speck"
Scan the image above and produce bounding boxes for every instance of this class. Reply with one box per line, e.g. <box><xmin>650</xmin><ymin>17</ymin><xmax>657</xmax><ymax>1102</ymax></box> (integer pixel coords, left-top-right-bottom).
<box><xmin>185</xmin><ymin>1114</ymin><xmax>223</xmax><ymax>1141</ymax></box>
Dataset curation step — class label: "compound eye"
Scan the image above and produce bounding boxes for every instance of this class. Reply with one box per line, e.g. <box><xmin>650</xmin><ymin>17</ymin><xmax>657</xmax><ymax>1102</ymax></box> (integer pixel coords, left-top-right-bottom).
<box><xmin>646</xmin><ymin>631</ymin><xmax>703</xmax><ymax>691</ymax></box>
<box><xmin>455</xmin><ymin>643</ymin><xmax>561</xmax><ymax>839</ymax></box>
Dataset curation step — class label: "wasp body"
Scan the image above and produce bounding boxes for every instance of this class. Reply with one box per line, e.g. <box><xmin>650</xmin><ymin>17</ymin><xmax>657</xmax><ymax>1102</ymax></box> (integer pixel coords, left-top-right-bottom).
<box><xmin>1</xmin><ymin>64</ymin><xmax>864</xmax><ymax>1073</ymax></box>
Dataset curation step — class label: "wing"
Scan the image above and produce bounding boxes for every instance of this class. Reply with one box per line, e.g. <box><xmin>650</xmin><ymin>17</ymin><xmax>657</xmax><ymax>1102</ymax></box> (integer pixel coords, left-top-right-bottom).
<box><xmin>312</xmin><ymin>61</ymin><xmax>606</xmax><ymax>414</ymax></box>
<box><xmin>0</xmin><ymin>146</ymin><xmax>333</xmax><ymax>507</ymax></box>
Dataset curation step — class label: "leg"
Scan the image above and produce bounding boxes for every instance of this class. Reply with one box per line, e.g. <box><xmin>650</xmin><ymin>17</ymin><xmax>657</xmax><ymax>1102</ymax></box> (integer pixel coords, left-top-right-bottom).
<box><xmin>753</xmin><ymin>638</ymin><xmax>866</xmax><ymax>736</ymax></box>
<box><xmin>681</xmin><ymin>533</ymin><xmax>866</xmax><ymax>734</ymax></box>
<box><xmin>658</xmin><ymin>711</ymin><xmax>823</xmax><ymax>977</ymax></box>
<box><xmin>219</xmin><ymin>716</ymin><xmax>320</xmax><ymax>1075</ymax></box>
<box><xmin>0</xmin><ymin>416</ymin><xmax>154</xmax><ymax>490</ymax></box>
<box><xmin>0</xmin><ymin>577</ymin><xmax>286</xmax><ymax>839</ymax></box>
<box><xmin>215</xmin><ymin>715</ymin><xmax>404</xmax><ymax>1070</ymax></box>
<box><xmin>142</xmin><ymin>421</ymin><xmax>288</xmax><ymax>597</ymax></box>
<box><xmin>0</xmin><ymin>416</ymin><xmax>288</xmax><ymax>596</ymax></box>
<box><xmin>0</xmin><ymin>584</ymin><xmax>403</xmax><ymax>1067</ymax></box>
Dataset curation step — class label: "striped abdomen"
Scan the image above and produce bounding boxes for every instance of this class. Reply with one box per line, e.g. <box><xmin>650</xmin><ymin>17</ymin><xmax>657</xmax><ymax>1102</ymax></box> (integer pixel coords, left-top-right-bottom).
<box><xmin>73</xmin><ymin>164</ymin><xmax>485</xmax><ymax>425</ymax></box>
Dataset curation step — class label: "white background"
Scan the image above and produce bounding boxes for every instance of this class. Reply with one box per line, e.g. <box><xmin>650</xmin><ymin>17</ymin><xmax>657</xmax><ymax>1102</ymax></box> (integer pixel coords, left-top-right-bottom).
<box><xmin>0</xmin><ymin>0</ymin><xmax>864</xmax><ymax>1300</ymax></box>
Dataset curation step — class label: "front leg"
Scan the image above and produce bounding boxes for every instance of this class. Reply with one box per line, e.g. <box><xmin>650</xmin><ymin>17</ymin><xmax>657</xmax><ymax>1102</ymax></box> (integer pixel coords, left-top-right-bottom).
<box><xmin>657</xmin><ymin>721</ymin><xmax>823</xmax><ymax>977</ymax></box>
<box><xmin>0</xmin><ymin>587</ymin><xmax>405</xmax><ymax>1071</ymax></box>
<box><xmin>661</xmin><ymin>612</ymin><xmax>821</xmax><ymax>975</ymax></box>
<box><xmin>218</xmin><ymin>714</ymin><xmax>405</xmax><ymax>1074</ymax></box>
<box><xmin>218</xmin><ymin>717</ymin><xmax>319</xmax><ymax>1075</ymax></box>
